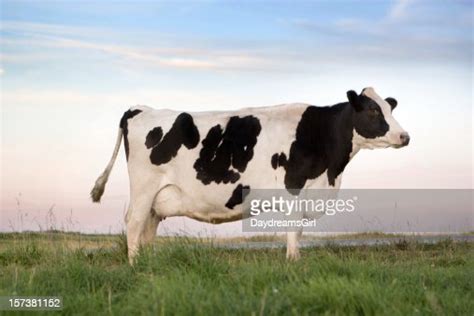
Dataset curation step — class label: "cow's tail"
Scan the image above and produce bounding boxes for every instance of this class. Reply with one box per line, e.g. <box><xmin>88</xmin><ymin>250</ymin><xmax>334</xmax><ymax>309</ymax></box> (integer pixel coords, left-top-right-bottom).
<box><xmin>90</xmin><ymin>128</ymin><xmax>123</xmax><ymax>202</ymax></box>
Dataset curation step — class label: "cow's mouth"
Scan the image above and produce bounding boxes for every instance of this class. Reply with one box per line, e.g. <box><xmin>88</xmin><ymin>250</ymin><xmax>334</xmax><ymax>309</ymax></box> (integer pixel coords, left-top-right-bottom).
<box><xmin>392</xmin><ymin>142</ymin><xmax>408</xmax><ymax>149</ymax></box>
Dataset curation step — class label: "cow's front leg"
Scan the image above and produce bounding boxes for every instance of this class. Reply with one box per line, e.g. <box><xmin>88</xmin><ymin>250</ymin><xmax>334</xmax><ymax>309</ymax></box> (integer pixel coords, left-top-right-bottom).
<box><xmin>286</xmin><ymin>228</ymin><xmax>303</xmax><ymax>261</ymax></box>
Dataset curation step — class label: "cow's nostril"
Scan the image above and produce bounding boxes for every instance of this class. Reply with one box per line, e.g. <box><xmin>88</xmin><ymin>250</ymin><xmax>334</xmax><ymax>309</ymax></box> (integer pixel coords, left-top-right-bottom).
<box><xmin>400</xmin><ymin>132</ymin><xmax>410</xmax><ymax>146</ymax></box>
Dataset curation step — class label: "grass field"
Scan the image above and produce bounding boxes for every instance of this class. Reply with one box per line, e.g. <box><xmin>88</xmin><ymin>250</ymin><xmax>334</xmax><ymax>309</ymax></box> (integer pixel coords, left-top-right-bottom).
<box><xmin>0</xmin><ymin>232</ymin><xmax>473</xmax><ymax>315</ymax></box>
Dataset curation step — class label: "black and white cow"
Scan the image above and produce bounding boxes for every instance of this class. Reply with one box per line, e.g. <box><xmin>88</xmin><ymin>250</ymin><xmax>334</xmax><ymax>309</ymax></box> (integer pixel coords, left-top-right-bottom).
<box><xmin>91</xmin><ymin>87</ymin><xmax>409</xmax><ymax>263</ymax></box>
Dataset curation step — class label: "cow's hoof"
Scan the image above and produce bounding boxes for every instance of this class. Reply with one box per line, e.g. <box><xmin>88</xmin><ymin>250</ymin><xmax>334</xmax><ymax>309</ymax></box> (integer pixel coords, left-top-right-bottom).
<box><xmin>286</xmin><ymin>250</ymin><xmax>301</xmax><ymax>261</ymax></box>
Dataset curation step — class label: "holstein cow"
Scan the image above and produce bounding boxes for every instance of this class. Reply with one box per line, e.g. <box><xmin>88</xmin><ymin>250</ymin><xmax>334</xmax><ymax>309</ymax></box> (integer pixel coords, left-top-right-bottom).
<box><xmin>91</xmin><ymin>87</ymin><xmax>410</xmax><ymax>263</ymax></box>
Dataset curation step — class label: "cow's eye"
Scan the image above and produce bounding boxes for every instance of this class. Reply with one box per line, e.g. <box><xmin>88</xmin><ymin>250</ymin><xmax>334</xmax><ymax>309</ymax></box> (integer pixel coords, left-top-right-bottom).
<box><xmin>368</xmin><ymin>108</ymin><xmax>379</xmax><ymax>116</ymax></box>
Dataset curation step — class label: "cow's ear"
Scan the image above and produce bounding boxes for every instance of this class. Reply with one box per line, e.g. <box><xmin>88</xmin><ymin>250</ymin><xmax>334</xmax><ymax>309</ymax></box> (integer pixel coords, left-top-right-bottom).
<box><xmin>347</xmin><ymin>90</ymin><xmax>363</xmax><ymax>112</ymax></box>
<box><xmin>385</xmin><ymin>97</ymin><xmax>397</xmax><ymax>110</ymax></box>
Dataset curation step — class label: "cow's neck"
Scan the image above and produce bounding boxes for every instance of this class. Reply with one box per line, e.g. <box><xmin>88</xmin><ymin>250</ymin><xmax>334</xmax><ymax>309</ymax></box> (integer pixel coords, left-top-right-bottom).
<box><xmin>285</xmin><ymin>102</ymin><xmax>356</xmax><ymax>188</ymax></box>
<box><xmin>325</xmin><ymin>102</ymin><xmax>357</xmax><ymax>178</ymax></box>
<box><xmin>350</xmin><ymin>131</ymin><xmax>363</xmax><ymax>159</ymax></box>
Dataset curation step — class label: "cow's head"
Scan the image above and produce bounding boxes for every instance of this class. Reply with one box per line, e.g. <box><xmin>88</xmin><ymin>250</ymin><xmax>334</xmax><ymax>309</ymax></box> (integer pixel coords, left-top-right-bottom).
<box><xmin>347</xmin><ymin>87</ymin><xmax>410</xmax><ymax>149</ymax></box>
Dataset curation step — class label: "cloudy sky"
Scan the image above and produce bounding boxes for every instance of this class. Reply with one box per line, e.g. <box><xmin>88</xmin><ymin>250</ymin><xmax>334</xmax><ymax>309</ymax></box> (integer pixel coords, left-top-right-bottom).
<box><xmin>1</xmin><ymin>0</ymin><xmax>472</xmax><ymax>234</ymax></box>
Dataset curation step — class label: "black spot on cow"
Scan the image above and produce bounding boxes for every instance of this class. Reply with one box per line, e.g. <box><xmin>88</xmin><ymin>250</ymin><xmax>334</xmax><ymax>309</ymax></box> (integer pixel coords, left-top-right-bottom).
<box><xmin>145</xmin><ymin>127</ymin><xmax>163</xmax><ymax>149</ymax></box>
<box><xmin>194</xmin><ymin>125</ymin><xmax>240</xmax><ymax>184</ymax></box>
<box><xmin>271</xmin><ymin>153</ymin><xmax>278</xmax><ymax>169</ymax></box>
<box><xmin>279</xmin><ymin>104</ymin><xmax>354</xmax><ymax>194</ymax></box>
<box><xmin>149</xmin><ymin>113</ymin><xmax>200</xmax><ymax>166</ymax></box>
<box><xmin>271</xmin><ymin>152</ymin><xmax>287</xmax><ymax>169</ymax></box>
<box><xmin>225</xmin><ymin>184</ymin><xmax>250</xmax><ymax>209</ymax></box>
<box><xmin>194</xmin><ymin>115</ymin><xmax>262</xmax><ymax>185</ymax></box>
<box><xmin>120</xmin><ymin>109</ymin><xmax>142</xmax><ymax>160</ymax></box>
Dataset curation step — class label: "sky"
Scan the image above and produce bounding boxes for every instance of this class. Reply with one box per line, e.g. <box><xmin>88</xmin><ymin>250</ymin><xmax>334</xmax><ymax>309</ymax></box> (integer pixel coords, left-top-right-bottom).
<box><xmin>0</xmin><ymin>0</ymin><xmax>472</xmax><ymax>235</ymax></box>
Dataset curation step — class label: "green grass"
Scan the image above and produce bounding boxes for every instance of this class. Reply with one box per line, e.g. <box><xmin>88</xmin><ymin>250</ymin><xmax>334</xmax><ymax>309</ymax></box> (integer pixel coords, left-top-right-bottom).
<box><xmin>0</xmin><ymin>233</ymin><xmax>472</xmax><ymax>315</ymax></box>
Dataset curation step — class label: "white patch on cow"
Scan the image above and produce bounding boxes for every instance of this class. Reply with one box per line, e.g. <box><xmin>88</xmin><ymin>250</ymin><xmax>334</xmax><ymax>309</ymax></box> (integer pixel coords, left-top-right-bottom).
<box><xmin>352</xmin><ymin>129</ymin><xmax>392</xmax><ymax>149</ymax></box>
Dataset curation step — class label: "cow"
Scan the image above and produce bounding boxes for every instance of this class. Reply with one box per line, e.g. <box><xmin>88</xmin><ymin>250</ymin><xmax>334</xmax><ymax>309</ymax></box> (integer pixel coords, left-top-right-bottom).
<box><xmin>91</xmin><ymin>87</ymin><xmax>410</xmax><ymax>263</ymax></box>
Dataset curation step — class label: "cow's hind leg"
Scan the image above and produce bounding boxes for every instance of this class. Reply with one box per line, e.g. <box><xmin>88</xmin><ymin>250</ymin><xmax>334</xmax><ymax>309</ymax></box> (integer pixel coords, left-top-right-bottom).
<box><xmin>126</xmin><ymin>193</ymin><xmax>156</xmax><ymax>265</ymax></box>
<box><xmin>141</xmin><ymin>210</ymin><xmax>161</xmax><ymax>245</ymax></box>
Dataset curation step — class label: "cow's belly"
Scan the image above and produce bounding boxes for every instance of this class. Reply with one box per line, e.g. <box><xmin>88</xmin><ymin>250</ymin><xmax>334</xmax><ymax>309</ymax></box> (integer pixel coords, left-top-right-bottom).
<box><xmin>151</xmin><ymin>183</ymin><xmax>245</xmax><ymax>223</ymax></box>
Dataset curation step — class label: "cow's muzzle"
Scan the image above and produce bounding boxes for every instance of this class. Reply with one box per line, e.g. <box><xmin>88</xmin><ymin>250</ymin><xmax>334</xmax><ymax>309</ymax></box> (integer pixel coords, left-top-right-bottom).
<box><xmin>399</xmin><ymin>132</ymin><xmax>410</xmax><ymax>146</ymax></box>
